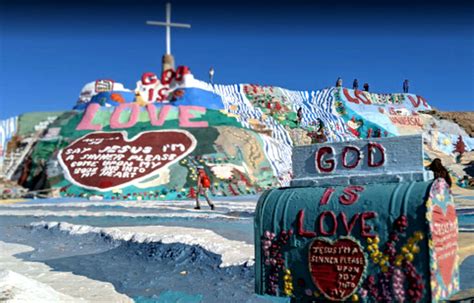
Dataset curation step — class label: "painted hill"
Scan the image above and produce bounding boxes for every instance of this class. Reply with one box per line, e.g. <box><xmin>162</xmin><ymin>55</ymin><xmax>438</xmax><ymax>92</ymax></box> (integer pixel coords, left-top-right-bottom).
<box><xmin>1</xmin><ymin>68</ymin><xmax>473</xmax><ymax>199</ymax></box>
<box><xmin>430</xmin><ymin>111</ymin><xmax>474</xmax><ymax>137</ymax></box>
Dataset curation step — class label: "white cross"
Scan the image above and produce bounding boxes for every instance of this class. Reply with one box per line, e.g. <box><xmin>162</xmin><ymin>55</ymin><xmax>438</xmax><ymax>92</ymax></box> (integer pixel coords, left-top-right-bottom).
<box><xmin>146</xmin><ymin>3</ymin><xmax>191</xmax><ymax>55</ymax></box>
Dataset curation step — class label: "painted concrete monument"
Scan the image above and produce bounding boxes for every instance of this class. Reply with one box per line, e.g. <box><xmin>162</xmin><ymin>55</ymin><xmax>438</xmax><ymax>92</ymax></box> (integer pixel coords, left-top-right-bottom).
<box><xmin>255</xmin><ymin>135</ymin><xmax>459</xmax><ymax>302</ymax></box>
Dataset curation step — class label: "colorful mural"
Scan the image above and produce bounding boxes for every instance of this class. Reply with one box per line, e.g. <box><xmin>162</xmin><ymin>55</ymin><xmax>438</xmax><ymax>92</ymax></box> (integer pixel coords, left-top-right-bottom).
<box><xmin>2</xmin><ymin>66</ymin><xmax>473</xmax><ymax>198</ymax></box>
<box><xmin>18</xmin><ymin>102</ymin><xmax>279</xmax><ymax>199</ymax></box>
<box><xmin>0</xmin><ymin>117</ymin><xmax>18</xmax><ymax>164</ymax></box>
<box><xmin>334</xmin><ymin>87</ymin><xmax>431</xmax><ymax>139</ymax></box>
<box><xmin>255</xmin><ymin>137</ymin><xmax>460</xmax><ymax>302</ymax></box>
<box><xmin>58</xmin><ymin>130</ymin><xmax>197</xmax><ymax>191</ymax></box>
<box><xmin>427</xmin><ymin>178</ymin><xmax>459</xmax><ymax>300</ymax></box>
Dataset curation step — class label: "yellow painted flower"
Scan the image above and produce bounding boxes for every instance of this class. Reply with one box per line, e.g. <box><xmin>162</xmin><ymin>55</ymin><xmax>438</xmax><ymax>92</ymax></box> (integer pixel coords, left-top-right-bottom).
<box><xmin>414</xmin><ymin>231</ymin><xmax>424</xmax><ymax>241</ymax></box>
<box><xmin>442</xmin><ymin>138</ymin><xmax>451</xmax><ymax>146</ymax></box>
<box><xmin>412</xmin><ymin>245</ymin><xmax>420</xmax><ymax>254</ymax></box>
<box><xmin>426</xmin><ymin>198</ymin><xmax>432</xmax><ymax>208</ymax></box>
<box><xmin>426</xmin><ymin>212</ymin><xmax>432</xmax><ymax>221</ymax></box>
<box><xmin>282</xmin><ymin>270</ymin><xmax>293</xmax><ymax>296</ymax></box>
<box><xmin>352</xmin><ymin>294</ymin><xmax>359</xmax><ymax>302</ymax></box>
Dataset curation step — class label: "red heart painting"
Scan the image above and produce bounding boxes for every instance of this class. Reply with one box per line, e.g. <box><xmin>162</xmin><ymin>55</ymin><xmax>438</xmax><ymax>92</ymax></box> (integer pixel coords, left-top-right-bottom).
<box><xmin>308</xmin><ymin>237</ymin><xmax>366</xmax><ymax>301</ymax></box>
<box><xmin>58</xmin><ymin>130</ymin><xmax>196</xmax><ymax>191</ymax></box>
<box><xmin>431</xmin><ymin>204</ymin><xmax>458</xmax><ymax>286</ymax></box>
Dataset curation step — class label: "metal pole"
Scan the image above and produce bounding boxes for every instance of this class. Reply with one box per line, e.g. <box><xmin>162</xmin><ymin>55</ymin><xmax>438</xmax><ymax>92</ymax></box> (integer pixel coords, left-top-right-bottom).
<box><xmin>166</xmin><ymin>3</ymin><xmax>171</xmax><ymax>54</ymax></box>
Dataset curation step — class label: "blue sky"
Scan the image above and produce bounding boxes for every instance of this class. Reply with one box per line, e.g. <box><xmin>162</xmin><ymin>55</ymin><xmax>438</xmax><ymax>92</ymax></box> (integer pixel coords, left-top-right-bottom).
<box><xmin>1</xmin><ymin>0</ymin><xmax>473</xmax><ymax>119</ymax></box>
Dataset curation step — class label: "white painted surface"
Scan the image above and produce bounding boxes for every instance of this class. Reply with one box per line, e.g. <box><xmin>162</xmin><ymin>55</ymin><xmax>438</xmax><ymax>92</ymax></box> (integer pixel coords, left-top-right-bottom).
<box><xmin>0</xmin><ymin>241</ymin><xmax>132</xmax><ymax>303</ymax></box>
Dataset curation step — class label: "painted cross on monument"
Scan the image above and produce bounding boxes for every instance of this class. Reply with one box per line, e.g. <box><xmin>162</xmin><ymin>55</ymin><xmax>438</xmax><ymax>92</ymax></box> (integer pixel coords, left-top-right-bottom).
<box><xmin>146</xmin><ymin>3</ymin><xmax>191</xmax><ymax>72</ymax></box>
